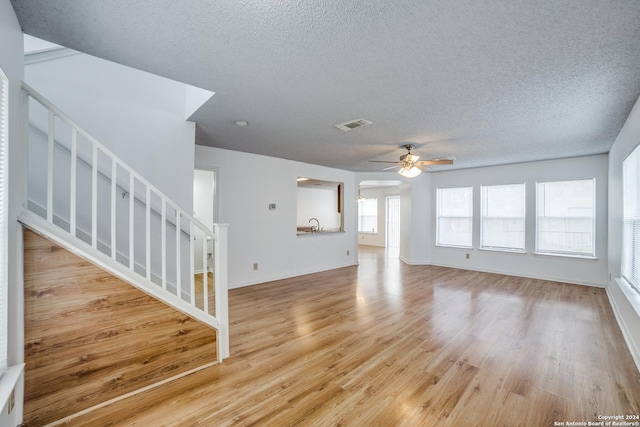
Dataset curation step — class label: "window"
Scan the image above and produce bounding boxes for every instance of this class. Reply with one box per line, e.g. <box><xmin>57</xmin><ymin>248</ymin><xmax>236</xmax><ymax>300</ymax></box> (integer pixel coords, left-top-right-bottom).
<box><xmin>481</xmin><ymin>183</ymin><xmax>525</xmax><ymax>252</ymax></box>
<box><xmin>0</xmin><ymin>67</ymin><xmax>8</xmax><ymax>376</ymax></box>
<box><xmin>623</xmin><ymin>144</ymin><xmax>640</xmax><ymax>293</ymax></box>
<box><xmin>358</xmin><ymin>198</ymin><xmax>377</xmax><ymax>233</ymax></box>
<box><xmin>437</xmin><ymin>187</ymin><xmax>472</xmax><ymax>247</ymax></box>
<box><xmin>536</xmin><ymin>179</ymin><xmax>595</xmax><ymax>257</ymax></box>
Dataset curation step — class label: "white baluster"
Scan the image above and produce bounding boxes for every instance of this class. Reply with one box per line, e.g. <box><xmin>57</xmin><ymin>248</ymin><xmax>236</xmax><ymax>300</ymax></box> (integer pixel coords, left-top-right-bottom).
<box><xmin>161</xmin><ymin>199</ymin><xmax>166</xmax><ymax>290</ymax></box>
<box><xmin>46</xmin><ymin>111</ymin><xmax>54</xmax><ymax>223</ymax></box>
<box><xmin>146</xmin><ymin>185</ymin><xmax>151</xmax><ymax>281</ymax></box>
<box><xmin>70</xmin><ymin>129</ymin><xmax>77</xmax><ymax>237</ymax></box>
<box><xmin>91</xmin><ymin>145</ymin><xmax>98</xmax><ymax>249</ymax></box>
<box><xmin>111</xmin><ymin>159</ymin><xmax>117</xmax><ymax>259</ymax></box>
<box><xmin>129</xmin><ymin>173</ymin><xmax>134</xmax><ymax>269</ymax></box>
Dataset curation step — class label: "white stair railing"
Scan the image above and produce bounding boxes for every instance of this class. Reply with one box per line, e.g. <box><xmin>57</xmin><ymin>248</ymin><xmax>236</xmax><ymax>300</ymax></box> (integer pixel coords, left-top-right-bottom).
<box><xmin>20</xmin><ymin>82</ymin><xmax>229</xmax><ymax>361</ymax></box>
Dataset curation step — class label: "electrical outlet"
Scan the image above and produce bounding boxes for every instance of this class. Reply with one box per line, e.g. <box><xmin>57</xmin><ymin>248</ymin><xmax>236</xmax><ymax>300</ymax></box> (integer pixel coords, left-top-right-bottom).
<box><xmin>465</xmin><ymin>253</ymin><xmax>470</xmax><ymax>259</ymax></box>
<box><xmin>347</xmin><ymin>250</ymin><xmax>350</xmax><ymax>256</ymax></box>
<box><xmin>253</xmin><ymin>263</ymin><xmax>258</xmax><ymax>271</ymax></box>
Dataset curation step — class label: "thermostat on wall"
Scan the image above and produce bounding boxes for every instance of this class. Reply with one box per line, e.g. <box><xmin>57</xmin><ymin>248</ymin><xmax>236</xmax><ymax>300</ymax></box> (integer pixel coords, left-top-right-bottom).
<box><xmin>269</xmin><ymin>203</ymin><xmax>276</xmax><ymax>210</ymax></box>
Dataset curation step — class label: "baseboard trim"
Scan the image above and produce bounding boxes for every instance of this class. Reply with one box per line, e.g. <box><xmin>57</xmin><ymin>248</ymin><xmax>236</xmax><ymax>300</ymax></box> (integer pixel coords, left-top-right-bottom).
<box><xmin>229</xmin><ymin>262</ymin><xmax>357</xmax><ymax>289</ymax></box>
<box><xmin>428</xmin><ymin>261</ymin><xmax>605</xmax><ymax>288</ymax></box>
<box><xmin>399</xmin><ymin>256</ymin><xmax>430</xmax><ymax>266</ymax></box>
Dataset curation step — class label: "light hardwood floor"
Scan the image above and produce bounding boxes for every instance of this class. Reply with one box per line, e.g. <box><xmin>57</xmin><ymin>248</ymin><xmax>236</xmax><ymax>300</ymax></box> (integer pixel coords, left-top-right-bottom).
<box><xmin>54</xmin><ymin>246</ymin><xmax>640</xmax><ymax>425</ymax></box>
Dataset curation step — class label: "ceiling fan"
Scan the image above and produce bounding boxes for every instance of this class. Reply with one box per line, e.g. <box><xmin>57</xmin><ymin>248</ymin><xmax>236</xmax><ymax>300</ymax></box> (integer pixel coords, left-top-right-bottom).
<box><xmin>370</xmin><ymin>144</ymin><xmax>454</xmax><ymax>177</ymax></box>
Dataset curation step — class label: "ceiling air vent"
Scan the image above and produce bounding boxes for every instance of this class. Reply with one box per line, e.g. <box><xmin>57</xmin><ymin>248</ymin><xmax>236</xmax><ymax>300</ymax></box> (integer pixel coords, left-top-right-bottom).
<box><xmin>334</xmin><ymin>118</ymin><xmax>372</xmax><ymax>132</ymax></box>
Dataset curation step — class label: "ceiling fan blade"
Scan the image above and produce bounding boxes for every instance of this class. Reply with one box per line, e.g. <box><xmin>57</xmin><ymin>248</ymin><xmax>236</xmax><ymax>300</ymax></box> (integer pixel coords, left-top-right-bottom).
<box><xmin>382</xmin><ymin>165</ymin><xmax>401</xmax><ymax>171</ymax></box>
<box><xmin>369</xmin><ymin>160</ymin><xmax>403</xmax><ymax>164</ymax></box>
<box><xmin>417</xmin><ymin>159</ymin><xmax>454</xmax><ymax>166</ymax></box>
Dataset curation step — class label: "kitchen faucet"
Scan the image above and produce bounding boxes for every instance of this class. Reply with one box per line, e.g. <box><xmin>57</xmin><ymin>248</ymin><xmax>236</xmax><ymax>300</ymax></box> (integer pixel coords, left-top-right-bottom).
<box><xmin>309</xmin><ymin>217</ymin><xmax>320</xmax><ymax>233</ymax></box>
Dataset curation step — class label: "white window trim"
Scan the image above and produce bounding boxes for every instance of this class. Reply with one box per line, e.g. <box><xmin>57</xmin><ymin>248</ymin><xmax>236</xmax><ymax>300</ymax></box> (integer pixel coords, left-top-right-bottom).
<box><xmin>0</xmin><ymin>66</ymin><xmax>9</xmax><ymax>379</ymax></box>
<box><xmin>622</xmin><ymin>142</ymin><xmax>640</xmax><ymax>294</ymax></box>
<box><xmin>0</xmin><ymin>66</ymin><xmax>21</xmax><ymax>413</ymax></box>
<box><xmin>534</xmin><ymin>178</ymin><xmax>596</xmax><ymax>259</ymax></box>
<box><xmin>436</xmin><ymin>186</ymin><xmax>473</xmax><ymax>249</ymax></box>
<box><xmin>480</xmin><ymin>183</ymin><xmax>526</xmax><ymax>253</ymax></box>
<box><xmin>479</xmin><ymin>247</ymin><xmax>527</xmax><ymax>254</ymax></box>
<box><xmin>357</xmin><ymin>198</ymin><xmax>378</xmax><ymax>234</ymax></box>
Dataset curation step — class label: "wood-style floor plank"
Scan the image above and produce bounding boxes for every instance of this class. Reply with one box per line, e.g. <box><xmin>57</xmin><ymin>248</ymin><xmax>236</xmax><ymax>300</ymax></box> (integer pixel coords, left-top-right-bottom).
<box><xmin>50</xmin><ymin>246</ymin><xmax>640</xmax><ymax>426</ymax></box>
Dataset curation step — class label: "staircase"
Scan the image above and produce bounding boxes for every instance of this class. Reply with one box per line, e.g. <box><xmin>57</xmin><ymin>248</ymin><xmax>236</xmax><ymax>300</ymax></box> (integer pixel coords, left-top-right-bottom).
<box><xmin>19</xmin><ymin>83</ymin><xmax>230</xmax><ymax>424</ymax></box>
<box><xmin>20</xmin><ymin>82</ymin><xmax>228</xmax><ymax>356</ymax></box>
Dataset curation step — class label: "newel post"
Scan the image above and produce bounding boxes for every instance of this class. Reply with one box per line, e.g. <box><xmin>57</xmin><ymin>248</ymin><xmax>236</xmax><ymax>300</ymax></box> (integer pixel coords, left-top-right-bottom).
<box><xmin>214</xmin><ymin>223</ymin><xmax>230</xmax><ymax>361</ymax></box>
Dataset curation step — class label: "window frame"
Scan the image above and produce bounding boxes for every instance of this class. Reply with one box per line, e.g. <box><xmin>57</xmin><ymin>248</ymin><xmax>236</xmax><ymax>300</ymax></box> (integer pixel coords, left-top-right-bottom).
<box><xmin>436</xmin><ymin>186</ymin><xmax>473</xmax><ymax>248</ymax></box>
<box><xmin>622</xmin><ymin>142</ymin><xmax>640</xmax><ymax>294</ymax></box>
<box><xmin>480</xmin><ymin>183</ymin><xmax>526</xmax><ymax>253</ymax></box>
<box><xmin>535</xmin><ymin>178</ymin><xmax>596</xmax><ymax>259</ymax></box>
<box><xmin>357</xmin><ymin>197</ymin><xmax>378</xmax><ymax>234</ymax></box>
<box><xmin>0</xmin><ymin>66</ymin><xmax>9</xmax><ymax>377</ymax></box>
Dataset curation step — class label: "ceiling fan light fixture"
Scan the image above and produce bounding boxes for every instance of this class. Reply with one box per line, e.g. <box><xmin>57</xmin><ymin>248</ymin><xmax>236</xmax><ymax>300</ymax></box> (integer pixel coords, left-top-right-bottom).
<box><xmin>398</xmin><ymin>165</ymin><xmax>422</xmax><ymax>178</ymax></box>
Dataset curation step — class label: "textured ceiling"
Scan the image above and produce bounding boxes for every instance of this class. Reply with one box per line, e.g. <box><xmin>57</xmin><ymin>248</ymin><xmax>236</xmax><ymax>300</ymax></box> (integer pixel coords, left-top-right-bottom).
<box><xmin>10</xmin><ymin>0</ymin><xmax>640</xmax><ymax>172</ymax></box>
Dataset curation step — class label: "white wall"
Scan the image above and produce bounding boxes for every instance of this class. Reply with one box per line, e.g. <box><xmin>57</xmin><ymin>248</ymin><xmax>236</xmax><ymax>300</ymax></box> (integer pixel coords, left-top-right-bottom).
<box><xmin>428</xmin><ymin>155</ymin><xmax>609</xmax><ymax>287</ymax></box>
<box><xmin>405</xmin><ymin>174</ymin><xmax>432</xmax><ymax>265</ymax></box>
<box><xmin>399</xmin><ymin>183</ymin><xmax>412</xmax><ymax>262</ymax></box>
<box><xmin>195</xmin><ymin>145</ymin><xmax>356</xmax><ymax>288</ymax></box>
<box><xmin>0</xmin><ymin>1</ymin><xmax>25</xmax><ymax>425</ymax></box>
<box><xmin>607</xmin><ymin>94</ymin><xmax>640</xmax><ymax>370</ymax></box>
<box><xmin>25</xmin><ymin>51</ymin><xmax>196</xmax><ymax>211</ymax></box>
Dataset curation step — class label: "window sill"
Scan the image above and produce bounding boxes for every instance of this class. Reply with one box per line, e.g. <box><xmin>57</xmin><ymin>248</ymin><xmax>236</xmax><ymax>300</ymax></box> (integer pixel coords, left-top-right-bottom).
<box><xmin>534</xmin><ymin>252</ymin><xmax>597</xmax><ymax>261</ymax></box>
<box><xmin>615</xmin><ymin>278</ymin><xmax>640</xmax><ymax>318</ymax></box>
<box><xmin>435</xmin><ymin>244</ymin><xmax>473</xmax><ymax>250</ymax></box>
<box><xmin>0</xmin><ymin>364</ymin><xmax>24</xmax><ymax>412</ymax></box>
<box><xmin>297</xmin><ymin>230</ymin><xmax>344</xmax><ymax>237</ymax></box>
<box><xmin>358</xmin><ymin>232</ymin><xmax>378</xmax><ymax>235</ymax></box>
<box><xmin>479</xmin><ymin>247</ymin><xmax>526</xmax><ymax>254</ymax></box>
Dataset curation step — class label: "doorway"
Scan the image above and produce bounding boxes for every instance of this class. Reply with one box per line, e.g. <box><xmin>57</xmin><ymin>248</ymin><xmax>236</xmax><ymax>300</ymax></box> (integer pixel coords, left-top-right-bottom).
<box><xmin>386</xmin><ymin>196</ymin><xmax>400</xmax><ymax>250</ymax></box>
<box><xmin>193</xmin><ymin>168</ymin><xmax>218</xmax><ymax>274</ymax></box>
<box><xmin>193</xmin><ymin>169</ymin><xmax>218</xmax><ymax>226</ymax></box>
<box><xmin>357</xmin><ymin>181</ymin><xmax>401</xmax><ymax>260</ymax></box>
<box><xmin>385</xmin><ymin>196</ymin><xmax>400</xmax><ymax>258</ymax></box>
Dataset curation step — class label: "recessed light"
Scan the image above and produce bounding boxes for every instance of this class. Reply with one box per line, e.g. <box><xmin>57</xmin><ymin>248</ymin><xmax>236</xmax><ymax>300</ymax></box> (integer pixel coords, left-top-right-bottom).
<box><xmin>235</xmin><ymin>120</ymin><xmax>249</xmax><ymax>127</ymax></box>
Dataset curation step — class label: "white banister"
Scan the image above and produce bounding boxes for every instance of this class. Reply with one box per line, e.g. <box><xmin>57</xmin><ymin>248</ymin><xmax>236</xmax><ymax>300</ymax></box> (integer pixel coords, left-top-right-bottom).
<box><xmin>214</xmin><ymin>224</ymin><xmax>229</xmax><ymax>361</ymax></box>
<box><xmin>21</xmin><ymin>82</ymin><xmax>229</xmax><ymax>360</ymax></box>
